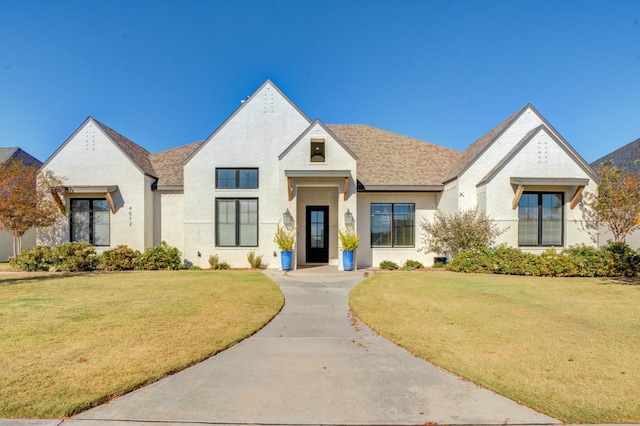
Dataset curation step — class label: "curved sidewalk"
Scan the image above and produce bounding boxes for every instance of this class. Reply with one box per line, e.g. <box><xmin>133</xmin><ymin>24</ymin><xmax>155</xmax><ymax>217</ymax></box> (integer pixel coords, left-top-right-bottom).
<box><xmin>8</xmin><ymin>266</ymin><xmax>559</xmax><ymax>426</ymax></box>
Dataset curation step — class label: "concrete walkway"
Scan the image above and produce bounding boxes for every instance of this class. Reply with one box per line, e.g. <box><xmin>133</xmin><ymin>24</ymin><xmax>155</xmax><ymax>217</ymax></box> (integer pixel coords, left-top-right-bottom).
<box><xmin>4</xmin><ymin>266</ymin><xmax>561</xmax><ymax>426</ymax></box>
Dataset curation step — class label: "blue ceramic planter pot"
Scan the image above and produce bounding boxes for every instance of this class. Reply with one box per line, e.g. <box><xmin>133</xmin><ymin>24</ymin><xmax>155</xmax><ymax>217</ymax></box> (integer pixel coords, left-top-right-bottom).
<box><xmin>281</xmin><ymin>250</ymin><xmax>292</xmax><ymax>271</ymax></box>
<box><xmin>343</xmin><ymin>250</ymin><xmax>354</xmax><ymax>271</ymax></box>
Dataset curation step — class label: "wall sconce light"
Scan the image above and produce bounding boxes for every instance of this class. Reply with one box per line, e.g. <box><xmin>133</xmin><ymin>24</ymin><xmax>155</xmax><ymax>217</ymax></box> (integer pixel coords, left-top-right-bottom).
<box><xmin>344</xmin><ymin>208</ymin><xmax>354</xmax><ymax>229</ymax></box>
<box><xmin>283</xmin><ymin>209</ymin><xmax>294</xmax><ymax>229</ymax></box>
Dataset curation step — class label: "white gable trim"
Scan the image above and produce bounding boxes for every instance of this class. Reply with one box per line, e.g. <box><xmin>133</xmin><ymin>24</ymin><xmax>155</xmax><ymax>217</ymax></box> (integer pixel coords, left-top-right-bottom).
<box><xmin>185</xmin><ymin>79</ymin><xmax>312</xmax><ymax>165</ymax></box>
<box><xmin>41</xmin><ymin>117</ymin><xmax>150</xmax><ymax>178</ymax></box>
<box><xmin>478</xmin><ymin>124</ymin><xmax>598</xmax><ymax>186</ymax></box>
<box><xmin>278</xmin><ymin>119</ymin><xmax>357</xmax><ymax>161</ymax></box>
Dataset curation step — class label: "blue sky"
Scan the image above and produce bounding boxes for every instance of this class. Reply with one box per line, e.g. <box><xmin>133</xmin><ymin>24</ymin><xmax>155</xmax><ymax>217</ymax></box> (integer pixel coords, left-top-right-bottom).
<box><xmin>1</xmin><ymin>0</ymin><xmax>638</xmax><ymax>164</ymax></box>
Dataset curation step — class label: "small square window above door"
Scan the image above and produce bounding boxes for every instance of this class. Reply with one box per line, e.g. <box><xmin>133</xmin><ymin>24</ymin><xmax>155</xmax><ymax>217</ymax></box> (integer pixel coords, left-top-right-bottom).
<box><xmin>310</xmin><ymin>139</ymin><xmax>325</xmax><ymax>163</ymax></box>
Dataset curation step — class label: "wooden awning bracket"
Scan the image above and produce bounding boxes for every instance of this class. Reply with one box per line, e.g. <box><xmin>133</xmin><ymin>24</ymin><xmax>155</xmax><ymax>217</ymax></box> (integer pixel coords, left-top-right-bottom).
<box><xmin>105</xmin><ymin>192</ymin><xmax>116</xmax><ymax>214</ymax></box>
<box><xmin>287</xmin><ymin>176</ymin><xmax>293</xmax><ymax>201</ymax></box>
<box><xmin>512</xmin><ymin>184</ymin><xmax>525</xmax><ymax>209</ymax></box>
<box><xmin>569</xmin><ymin>185</ymin><xmax>585</xmax><ymax>210</ymax></box>
<box><xmin>343</xmin><ymin>176</ymin><xmax>349</xmax><ymax>201</ymax></box>
<box><xmin>51</xmin><ymin>191</ymin><xmax>66</xmax><ymax>216</ymax></box>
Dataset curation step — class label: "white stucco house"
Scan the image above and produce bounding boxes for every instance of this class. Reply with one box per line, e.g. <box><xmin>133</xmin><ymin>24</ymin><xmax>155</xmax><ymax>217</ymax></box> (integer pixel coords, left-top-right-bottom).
<box><xmin>0</xmin><ymin>148</ymin><xmax>42</xmax><ymax>261</ymax></box>
<box><xmin>39</xmin><ymin>79</ymin><xmax>598</xmax><ymax>269</ymax></box>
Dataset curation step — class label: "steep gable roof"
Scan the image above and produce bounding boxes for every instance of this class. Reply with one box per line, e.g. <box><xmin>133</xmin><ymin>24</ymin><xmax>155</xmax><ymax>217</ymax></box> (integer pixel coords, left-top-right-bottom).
<box><xmin>591</xmin><ymin>137</ymin><xmax>640</xmax><ymax>175</ymax></box>
<box><xmin>0</xmin><ymin>147</ymin><xmax>42</xmax><ymax>167</ymax></box>
<box><xmin>92</xmin><ymin>119</ymin><xmax>156</xmax><ymax>177</ymax></box>
<box><xmin>43</xmin><ymin>117</ymin><xmax>156</xmax><ymax>178</ymax></box>
<box><xmin>445</xmin><ymin>105</ymin><xmax>528</xmax><ymax>182</ymax></box>
<box><xmin>478</xmin><ymin>124</ymin><xmax>598</xmax><ymax>185</ymax></box>
<box><xmin>150</xmin><ymin>141</ymin><xmax>204</xmax><ymax>187</ymax></box>
<box><xmin>327</xmin><ymin>124</ymin><xmax>460</xmax><ymax>188</ymax></box>
<box><xmin>185</xmin><ymin>79</ymin><xmax>312</xmax><ymax>164</ymax></box>
<box><xmin>278</xmin><ymin>119</ymin><xmax>357</xmax><ymax>161</ymax></box>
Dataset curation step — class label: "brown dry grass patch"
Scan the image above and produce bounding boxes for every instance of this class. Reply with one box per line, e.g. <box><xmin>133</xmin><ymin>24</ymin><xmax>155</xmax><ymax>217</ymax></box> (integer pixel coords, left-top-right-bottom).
<box><xmin>0</xmin><ymin>270</ymin><xmax>283</xmax><ymax>418</ymax></box>
<box><xmin>350</xmin><ymin>271</ymin><xmax>640</xmax><ymax>423</ymax></box>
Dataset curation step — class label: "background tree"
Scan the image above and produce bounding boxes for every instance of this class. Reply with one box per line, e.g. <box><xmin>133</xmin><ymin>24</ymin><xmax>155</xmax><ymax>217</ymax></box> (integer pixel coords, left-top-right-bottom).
<box><xmin>420</xmin><ymin>208</ymin><xmax>505</xmax><ymax>258</ymax></box>
<box><xmin>0</xmin><ymin>159</ymin><xmax>62</xmax><ymax>256</ymax></box>
<box><xmin>583</xmin><ymin>162</ymin><xmax>640</xmax><ymax>243</ymax></box>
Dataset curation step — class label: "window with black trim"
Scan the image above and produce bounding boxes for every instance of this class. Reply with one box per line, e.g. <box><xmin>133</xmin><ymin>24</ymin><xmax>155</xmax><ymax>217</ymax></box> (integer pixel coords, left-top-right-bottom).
<box><xmin>310</xmin><ymin>139</ymin><xmax>325</xmax><ymax>162</ymax></box>
<box><xmin>370</xmin><ymin>203</ymin><xmax>415</xmax><ymax>247</ymax></box>
<box><xmin>216</xmin><ymin>198</ymin><xmax>258</xmax><ymax>247</ymax></box>
<box><xmin>215</xmin><ymin>168</ymin><xmax>258</xmax><ymax>189</ymax></box>
<box><xmin>518</xmin><ymin>192</ymin><xmax>563</xmax><ymax>246</ymax></box>
<box><xmin>70</xmin><ymin>199</ymin><xmax>110</xmax><ymax>246</ymax></box>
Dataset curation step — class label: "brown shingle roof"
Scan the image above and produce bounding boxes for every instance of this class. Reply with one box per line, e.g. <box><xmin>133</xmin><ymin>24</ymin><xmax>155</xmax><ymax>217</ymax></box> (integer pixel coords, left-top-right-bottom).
<box><xmin>0</xmin><ymin>147</ymin><xmax>42</xmax><ymax>167</ymax></box>
<box><xmin>93</xmin><ymin>119</ymin><xmax>156</xmax><ymax>177</ymax></box>
<box><xmin>591</xmin><ymin>137</ymin><xmax>640</xmax><ymax>175</ymax></box>
<box><xmin>150</xmin><ymin>141</ymin><xmax>204</xmax><ymax>187</ymax></box>
<box><xmin>327</xmin><ymin>124</ymin><xmax>460</xmax><ymax>187</ymax></box>
<box><xmin>444</xmin><ymin>105</ymin><xmax>528</xmax><ymax>182</ymax></box>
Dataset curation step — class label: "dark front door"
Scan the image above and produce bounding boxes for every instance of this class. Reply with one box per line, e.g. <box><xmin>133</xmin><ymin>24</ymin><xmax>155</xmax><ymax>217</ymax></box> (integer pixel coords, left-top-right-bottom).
<box><xmin>306</xmin><ymin>206</ymin><xmax>329</xmax><ymax>263</ymax></box>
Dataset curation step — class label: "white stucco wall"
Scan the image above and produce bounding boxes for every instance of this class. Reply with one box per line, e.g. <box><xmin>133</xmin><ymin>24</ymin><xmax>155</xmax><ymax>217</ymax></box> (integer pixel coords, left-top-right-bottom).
<box><xmin>183</xmin><ymin>82</ymin><xmax>311</xmax><ymax>268</ymax></box>
<box><xmin>153</xmin><ymin>191</ymin><xmax>185</xmax><ymax>252</ymax></box>
<box><xmin>357</xmin><ymin>192</ymin><xmax>439</xmax><ymax>268</ymax></box>
<box><xmin>39</xmin><ymin>119</ymin><xmax>151</xmax><ymax>252</ymax></box>
<box><xmin>0</xmin><ymin>228</ymin><xmax>36</xmax><ymax>262</ymax></box>
<box><xmin>481</xmin><ymin>128</ymin><xmax>596</xmax><ymax>251</ymax></box>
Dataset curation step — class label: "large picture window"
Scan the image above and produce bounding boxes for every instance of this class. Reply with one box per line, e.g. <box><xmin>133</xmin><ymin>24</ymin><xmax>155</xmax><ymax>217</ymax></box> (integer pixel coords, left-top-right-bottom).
<box><xmin>518</xmin><ymin>192</ymin><xmax>563</xmax><ymax>246</ymax></box>
<box><xmin>216</xmin><ymin>198</ymin><xmax>258</xmax><ymax>247</ymax></box>
<box><xmin>216</xmin><ymin>168</ymin><xmax>258</xmax><ymax>189</ymax></box>
<box><xmin>70</xmin><ymin>199</ymin><xmax>110</xmax><ymax>246</ymax></box>
<box><xmin>370</xmin><ymin>203</ymin><xmax>415</xmax><ymax>247</ymax></box>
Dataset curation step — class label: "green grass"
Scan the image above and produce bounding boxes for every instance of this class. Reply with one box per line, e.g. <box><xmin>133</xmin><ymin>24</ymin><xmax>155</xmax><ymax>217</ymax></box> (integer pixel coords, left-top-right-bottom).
<box><xmin>0</xmin><ymin>270</ymin><xmax>284</xmax><ymax>418</ymax></box>
<box><xmin>350</xmin><ymin>271</ymin><xmax>640</xmax><ymax>423</ymax></box>
<box><xmin>0</xmin><ymin>262</ymin><xmax>11</xmax><ymax>270</ymax></box>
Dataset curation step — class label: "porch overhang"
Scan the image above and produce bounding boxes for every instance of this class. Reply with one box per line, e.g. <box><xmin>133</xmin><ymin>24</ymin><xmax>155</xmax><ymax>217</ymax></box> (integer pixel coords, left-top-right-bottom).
<box><xmin>52</xmin><ymin>185</ymin><xmax>119</xmax><ymax>215</ymax></box>
<box><xmin>285</xmin><ymin>170</ymin><xmax>352</xmax><ymax>201</ymax></box>
<box><xmin>510</xmin><ymin>177</ymin><xmax>589</xmax><ymax>210</ymax></box>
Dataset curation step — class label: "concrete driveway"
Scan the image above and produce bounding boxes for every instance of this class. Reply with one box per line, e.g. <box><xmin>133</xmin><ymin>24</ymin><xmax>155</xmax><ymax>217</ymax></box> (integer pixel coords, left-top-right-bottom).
<box><xmin>69</xmin><ymin>266</ymin><xmax>559</xmax><ymax>425</ymax></box>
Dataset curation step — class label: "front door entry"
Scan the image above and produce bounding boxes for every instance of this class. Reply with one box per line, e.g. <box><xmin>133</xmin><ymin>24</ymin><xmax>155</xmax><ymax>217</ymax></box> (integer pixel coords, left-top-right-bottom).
<box><xmin>306</xmin><ymin>206</ymin><xmax>329</xmax><ymax>263</ymax></box>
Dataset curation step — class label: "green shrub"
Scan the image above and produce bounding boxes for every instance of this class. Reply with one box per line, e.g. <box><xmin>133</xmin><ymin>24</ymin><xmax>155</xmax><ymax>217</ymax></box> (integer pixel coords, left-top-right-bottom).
<box><xmin>446</xmin><ymin>247</ymin><xmax>493</xmax><ymax>273</ymax></box>
<box><xmin>136</xmin><ymin>241</ymin><xmax>182</xmax><ymax>270</ymax></box>
<box><xmin>379</xmin><ymin>260</ymin><xmax>399</xmax><ymax>270</ymax></box>
<box><xmin>491</xmin><ymin>246</ymin><xmax>539</xmax><ymax>275</ymax></box>
<box><xmin>247</xmin><ymin>251</ymin><xmax>263</xmax><ymax>269</ymax></box>
<box><xmin>9</xmin><ymin>245</ymin><xmax>54</xmax><ymax>271</ymax></box>
<box><xmin>208</xmin><ymin>254</ymin><xmax>230</xmax><ymax>270</ymax></box>
<box><xmin>49</xmin><ymin>242</ymin><xmax>98</xmax><ymax>272</ymax></box>
<box><xmin>562</xmin><ymin>244</ymin><xmax>612</xmax><ymax>277</ymax></box>
<box><xmin>402</xmin><ymin>259</ymin><xmax>424</xmax><ymax>270</ymax></box>
<box><xmin>189</xmin><ymin>265</ymin><xmax>202</xmax><ymax>270</ymax></box>
<box><xmin>604</xmin><ymin>241</ymin><xmax>640</xmax><ymax>277</ymax></box>
<box><xmin>534</xmin><ymin>248</ymin><xmax>579</xmax><ymax>277</ymax></box>
<box><xmin>98</xmin><ymin>245</ymin><xmax>140</xmax><ymax>271</ymax></box>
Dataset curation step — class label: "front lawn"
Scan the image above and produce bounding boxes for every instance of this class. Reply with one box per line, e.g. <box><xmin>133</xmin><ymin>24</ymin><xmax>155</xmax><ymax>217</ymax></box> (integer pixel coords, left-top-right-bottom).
<box><xmin>0</xmin><ymin>270</ymin><xmax>284</xmax><ymax>418</ymax></box>
<box><xmin>350</xmin><ymin>271</ymin><xmax>640</xmax><ymax>423</ymax></box>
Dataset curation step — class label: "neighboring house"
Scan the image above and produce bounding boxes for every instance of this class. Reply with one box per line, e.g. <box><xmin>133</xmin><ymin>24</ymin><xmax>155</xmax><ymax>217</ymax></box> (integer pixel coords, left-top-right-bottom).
<box><xmin>39</xmin><ymin>80</ymin><xmax>598</xmax><ymax>269</ymax></box>
<box><xmin>590</xmin><ymin>137</ymin><xmax>640</xmax><ymax>248</ymax></box>
<box><xmin>0</xmin><ymin>148</ymin><xmax>43</xmax><ymax>261</ymax></box>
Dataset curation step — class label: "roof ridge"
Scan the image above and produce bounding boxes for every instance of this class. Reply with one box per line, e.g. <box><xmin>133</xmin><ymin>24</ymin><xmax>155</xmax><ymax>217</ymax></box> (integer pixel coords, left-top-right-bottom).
<box><xmin>92</xmin><ymin>118</ymin><xmax>156</xmax><ymax>177</ymax></box>
<box><xmin>444</xmin><ymin>104</ymin><xmax>530</xmax><ymax>182</ymax></box>
<box><xmin>327</xmin><ymin>123</ymin><xmax>458</xmax><ymax>153</ymax></box>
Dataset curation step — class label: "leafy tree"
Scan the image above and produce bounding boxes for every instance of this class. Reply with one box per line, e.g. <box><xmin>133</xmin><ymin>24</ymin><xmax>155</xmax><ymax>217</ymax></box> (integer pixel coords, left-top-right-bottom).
<box><xmin>0</xmin><ymin>159</ymin><xmax>62</xmax><ymax>256</ymax></box>
<box><xmin>420</xmin><ymin>208</ymin><xmax>505</xmax><ymax>258</ymax></box>
<box><xmin>583</xmin><ymin>162</ymin><xmax>640</xmax><ymax>243</ymax></box>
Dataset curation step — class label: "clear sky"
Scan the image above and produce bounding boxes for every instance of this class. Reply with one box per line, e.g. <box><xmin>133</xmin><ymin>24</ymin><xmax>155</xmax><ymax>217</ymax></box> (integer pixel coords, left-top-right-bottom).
<box><xmin>1</xmin><ymin>0</ymin><xmax>638</xmax><ymax>164</ymax></box>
